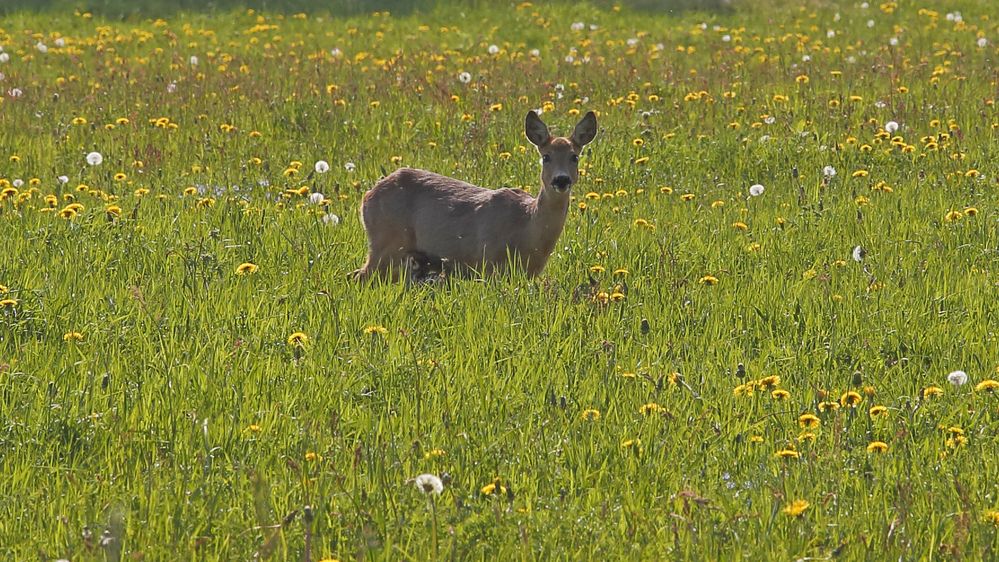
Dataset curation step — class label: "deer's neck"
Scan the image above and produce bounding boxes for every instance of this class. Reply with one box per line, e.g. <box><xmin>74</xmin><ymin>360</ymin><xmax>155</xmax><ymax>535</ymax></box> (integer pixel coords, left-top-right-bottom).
<box><xmin>528</xmin><ymin>187</ymin><xmax>570</xmax><ymax>256</ymax></box>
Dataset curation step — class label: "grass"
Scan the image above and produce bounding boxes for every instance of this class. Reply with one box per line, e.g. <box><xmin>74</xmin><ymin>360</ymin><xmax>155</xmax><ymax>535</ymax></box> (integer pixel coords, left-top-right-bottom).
<box><xmin>1</xmin><ymin>0</ymin><xmax>998</xmax><ymax>559</ymax></box>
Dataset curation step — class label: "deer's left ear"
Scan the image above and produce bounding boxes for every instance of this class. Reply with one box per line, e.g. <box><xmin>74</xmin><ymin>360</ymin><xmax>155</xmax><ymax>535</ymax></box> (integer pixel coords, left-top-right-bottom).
<box><xmin>525</xmin><ymin>111</ymin><xmax>552</xmax><ymax>147</ymax></box>
<box><xmin>571</xmin><ymin>111</ymin><xmax>597</xmax><ymax>147</ymax></box>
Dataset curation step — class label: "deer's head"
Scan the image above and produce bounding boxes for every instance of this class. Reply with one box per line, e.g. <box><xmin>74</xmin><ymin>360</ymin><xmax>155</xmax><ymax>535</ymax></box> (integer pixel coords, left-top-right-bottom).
<box><xmin>525</xmin><ymin>110</ymin><xmax>597</xmax><ymax>194</ymax></box>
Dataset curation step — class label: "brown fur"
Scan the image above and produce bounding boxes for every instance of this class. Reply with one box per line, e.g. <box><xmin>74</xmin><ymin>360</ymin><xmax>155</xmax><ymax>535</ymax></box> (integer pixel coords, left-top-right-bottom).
<box><xmin>353</xmin><ymin>111</ymin><xmax>597</xmax><ymax>281</ymax></box>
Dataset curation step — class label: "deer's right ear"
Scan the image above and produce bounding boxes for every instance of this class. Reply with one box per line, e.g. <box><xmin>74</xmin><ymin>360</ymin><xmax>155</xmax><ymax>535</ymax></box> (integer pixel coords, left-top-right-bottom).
<box><xmin>525</xmin><ymin>111</ymin><xmax>551</xmax><ymax>148</ymax></box>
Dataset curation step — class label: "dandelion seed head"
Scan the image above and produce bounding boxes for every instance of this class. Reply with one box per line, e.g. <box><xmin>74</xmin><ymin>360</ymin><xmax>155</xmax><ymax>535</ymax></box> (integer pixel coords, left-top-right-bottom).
<box><xmin>414</xmin><ymin>473</ymin><xmax>444</xmax><ymax>495</ymax></box>
<box><xmin>457</xmin><ymin>71</ymin><xmax>471</xmax><ymax>84</ymax></box>
<box><xmin>86</xmin><ymin>152</ymin><xmax>103</xmax><ymax>166</ymax></box>
<box><xmin>947</xmin><ymin>370</ymin><xmax>968</xmax><ymax>386</ymax></box>
<box><xmin>885</xmin><ymin>120</ymin><xmax>899</xmax><ymax>133</ymax></box>
<box><xmin>852</xmin><ymin>245</ymin><xmax>865</xmax><ymax>262</ymax></box>
<box><xmin>749</xmin><ymin>184</ymin><xmax>765</xmax><ymax>197</ymax></box>
<box><xmin>823</xmin><ymin>165</ymin><xmax>837</xmax><ymax>177</ymax></box>
<box><xmin>314</xmin><ymin>160</ymin><xmax>330</xmax><ymax>173</ymax></box>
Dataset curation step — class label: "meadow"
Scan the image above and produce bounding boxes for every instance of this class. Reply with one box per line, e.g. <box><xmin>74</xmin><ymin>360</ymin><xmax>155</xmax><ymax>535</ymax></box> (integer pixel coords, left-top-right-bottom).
<box><xmin>1</xmin><ymin>0</ymin><xmax>998</xmax><ymax>559</ymax></box>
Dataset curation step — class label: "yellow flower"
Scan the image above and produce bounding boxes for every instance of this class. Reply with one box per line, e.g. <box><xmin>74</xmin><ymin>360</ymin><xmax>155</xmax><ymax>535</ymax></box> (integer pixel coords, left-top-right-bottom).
<box><xmin>305</xmin><ymin>451</ymin><xmax>320</xmax><ymax>462</ymax></box>
<box><xmin>922</xmin><ymin>386</ymin><xmax>944</xmax><ymax>399</ymax></box>
<box><xmin>851</xmin><ymin>170</ymin><xmax>869</xmax><ymax>178</ymax></box>
<box><xmin>589</xmin><ymin>265</ymin><xmax>605</xmax><ymax>274</ymax></box>
<box><xmin>758</xmin><ymin>375</ymin><xmax>780</xmax><ymax>389</ymax></box>
<box><xmin>580</xmin><ymin>409</ymin><xmax>601</xmax><ymax>421</ymax></box>
<box><xmin>798</xmin><ymin>414</ymin><xmax>820</xmax><ymax>428</ymax></box>
<box><xmin>840</xmin><ymin>391</ymin><xmax>863</xmax><ymax>408</ymax></box>
<box><xmin>732</xmin><ymin>221</ymin><xmax>748</xmax><ymax>230</ymax></box>
<box><xmin>423</xmin><ymin>448</ymin><xmax>446</xmax><ymax>459</ymax></box>
<box><xmin>944</xmin><ymin>210</ymin><xmax>963</xmax><ymax>222</ymax></box>
<box><xmin>633</xmin><ymin>156</ymin><xmax>649</xmax><ymax>165</ymax></box>
<box><xmin>489</xmin><ymin>103</ymin><xmax>503</xmax><ymax>112</ymax></box>
<box><xmin>114</xmin><ymin>173</ymin><xmax>127</xmax><ymax>182</ymax></box>
<box><xmin>245</xmin><ymin>424</ymin><xmax>262</xmax><ymax>433</ymax></box>
<box><xmin>984</xmin><ymin>510</ymin><xmax>999</xmax><ymax>526</ymax></box>
<box><xmin>612</xmin><ymin>268</ymin><xmax>629</xmax><ymax>277</ymax></box>
<box><xmin>771</xmin><ymin>389</ymin><xmax>790</xmax><ymax>400</ymax></box>
<box><xmin>975</xmin><ymin>380</ymin><xmax>999</xmax><ymax>393</ymax></box>
<box><xmin>699</xmin><ymin>275</ymin><xmax>719</xmax><ymax>285</ymax></box>
<box><xmin>363</xmin><ymin>325</ymin><xmax>388</xmax><ymax>335</ymax></box>
<box><xmin>287</xmin><ymin>332</ymin><xmax>309</xmax><ymax>347</ymax></box>
<box><xmin>621</xmin><ymin>438</ymin><xmax>642</xmax><ymax>450</ymax></box>
<box><xmin>63</xmin><ymin>331</ymin><xmax>84</xmax><ymax>342</ymax></box>
<box><xmin>783</xmin><ymin>499</ymin><xmax>810</xmax><ymax>517</ymax></box>
<box><xmin>866</xmin><ymin>441</ymin><xmax>889</xmax><ymax>454</ymax></box>
<box><xmin>775</xmin><ymin>448</ymin><xmax>800</xmax><ymax>459</ymax></box>
<box><xmin>106</xmin><ymin>205</ymin><xmax>122</xmax><ymax>218</ymax></box>
<box><xmin>235</xmin><ymin>262</ymin><xmax>259</xmax><ymax>276</ymax></box>
<box><xmin>964</xmin><ymin>207</ymin><xmax>978</xmax><ymax>216</ymax></box>
<box><xmin>481</xmin><ymin>477</ymin><xmax>507</xmax><ymax>496</ymax></box>
<box><xmin>639</xmin><ymin>402</ymin><xmax>665</xmax><ymax>415</ymax></box>
<box><xmin>59</xmin><ymin>207</ymin><xmax>78</xmax><ymax>220</ymax></box>
<box><xmin>869</xmin><ymin>405</ymin><xmax>888</xmax><ymax>418</ymax></box>
<box><xmin>0</xmin><ymin>298</ymin><xmax>17</xmax><ymax>308</ymax></box>
<box><xmin>818</xmin><ymin>401</ymin><xmax>840</xmax><ymax>413</ymax></box>
<box><xmin>680</xmin><ymin>193</ymin><xmax>695</xmax><ymax>201</ymax></box>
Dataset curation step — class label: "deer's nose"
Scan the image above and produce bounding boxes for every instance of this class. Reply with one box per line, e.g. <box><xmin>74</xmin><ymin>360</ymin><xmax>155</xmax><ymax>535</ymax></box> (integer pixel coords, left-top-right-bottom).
<box><xmin>552</xmin><ymin>175</ymin><xmax>572</xmax><ymax>190</ymax></box>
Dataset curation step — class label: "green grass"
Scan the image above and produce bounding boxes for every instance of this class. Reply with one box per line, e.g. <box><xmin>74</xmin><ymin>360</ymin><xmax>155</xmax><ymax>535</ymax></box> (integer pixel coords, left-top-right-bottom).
<box><xmin>1</xmin><ymin>0</ymin><xmax>998</xmax><ymax>559</ymax></box>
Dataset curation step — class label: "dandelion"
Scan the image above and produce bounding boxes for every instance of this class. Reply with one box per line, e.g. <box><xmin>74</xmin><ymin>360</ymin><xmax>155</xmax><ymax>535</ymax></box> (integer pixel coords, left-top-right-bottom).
<box><xmin>884</xmin><ymin>121</ymin><xmax>899</xmax><ymax>133</ymax></box>
<box><xmin>309</xmin><ymin>193</ymin><xmax>325</xmax><ymax>205</ymax></box>
<box><xmin>823</xmin><ymin>165</ymin><xmax>837</xmax><ymax>177</ymax></box>
<box><xmin>580</xmin><ymin>409</ymin><xmax>601</xmax><ymax>421</ymax></box>
<box><xmin>245</xmin><ymin>424</ymin><xmax>262</xmax><ymax>433</ymax></box>
<box><xmin>314</xmin><ymin>160</ymin><xmax>330</xmax><ymax>174</ymax></box>
<box><xmin>699</xmin><ymin>275</ymin><xmax>719</xmax><ymax>285</ymax></box>
<box><xmin>322</xmin><ymin>213</ymin><xmax>340</xmax><ymax>225</ymax></box>
<box><xmin>457</xmin><ymin>71</ymin><xmax>471</xmax><ymax>84</ymax></box>
<box><xmin>783</xmin><ymin>499</ymin><xmax>810</xmax><ymax>517</ymax></box>
<box><xmin>86</xmin><ymin>152</ymin><xmax>103</xmax><ymax>166</ymax></box>
<box><xmin>922</xmin><ymin>386</ymin><xmax>944</xmax><ymax>399</ymax></box>
<box><xmin>414</xmin><ymin>474</ymin><xmax>444</xmax><ymax>495</ymax></box>
<box><xmin>840</xmin><ymin>391</ymin><xmax>863</xmax><ymax>408</ymax></box>
<box><xmin>480</xmin><ymin>477</ymin><xmax>506</xmax><ymax>495</ymax></box>
<box><xmin>798</xmin><ymin>413</ymin><xmax>820</xmax><ymax>428</ymax></box>
<box><xmin>974</xmin><ymin>380</ymin><xmax>999</xmax><ymax>393</ymax></box>
<box><xmin>487</xmin><ymin>44</ymin><xmax>499</xmax><ymax>55</ymax></box>
<box><xmin>818</xmin><ymin>401</ymin><xmax>840</xmax><ymax>412</ymax></box>
<box><xmin>944</xmin><ymin>210</ymin><xmax>963</xmax><ymax>222</ymax></box>
<box><xmin>947</xmin><ymin>370</ymin><xmax>968</xmax><ymax>386</ymax></box>
<box><xmin>63</xmin><ymin>332</ymin><xmax>84</xmax><ymax>342</ymax></box>
<box><xmin>363</xmin><ymin>325</ymin><xmax>389</xmax><ymax>335</ymax></box>
<box><xmin>852</xmin><ymin>246</ymin><xmax>866</xmax><ymax>262</ymax></box>
<box><xmin>423</xmin><ymin>448</ymin><xmax>445</xmax><ymax>459</ymax></box>
<box><xmin>771</xmin><ymin>389</ymin><xmax>790</xmax><ymax>400</ymax></box>
<box><xmin>851</xmin><ymin>170</ymin><xmax>869</xmax><ymax>178</ymax></box>
<box><xmin>287</xmin><ymin>332</ymin><xmax>309</xmax><ymax>347</ymax></box>
<box><xmin>749</xmin><ymin>184</ymin><xmax>765</xmax><ymax>197</ymax></box>
<box><xmin>235</xmin><ymin>262</ymin><xmax>259</xmax><ymax>276</ymax></box>
<box><xmin>305</xmin><ymin>451</ymin><xmax>319</xmax><ymax>462</ymax></box>
<box><xmin>976</xmin><ymin>38</ymin><xmax>988</xmax><ymax>48</ymax></box>
<box><xmin>775</xmin><ymin>448</ymin><xmax>800</xmax><ymax>459</ymax></box>
<box><xmin>639</xmin><ymin>402</ymin><xmax>665</xmax><ymax>415</ymax></box>
<box><xmin>869</xmin><ymin>405</ymin><xmax>888</xmax><ymax>418</ymax></box>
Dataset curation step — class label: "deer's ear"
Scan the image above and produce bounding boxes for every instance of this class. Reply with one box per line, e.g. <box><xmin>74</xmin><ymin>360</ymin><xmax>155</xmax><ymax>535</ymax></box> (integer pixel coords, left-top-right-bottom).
<box><xmin>525</xmin><ymin>111</ymin><xmax>551</xmax><ymax>147</ymax></box>
<box><xmin>571</xmin><ymin>111</ymin><xmax>597</xmax><ymax>147</ymax></box>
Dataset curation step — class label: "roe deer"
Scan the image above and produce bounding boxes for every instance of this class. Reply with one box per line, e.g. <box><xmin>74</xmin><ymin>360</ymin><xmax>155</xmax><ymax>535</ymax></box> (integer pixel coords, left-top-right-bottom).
<box><xmin>352</xmin><ymin>110</ymin><xmax>598</xmax><ymax>281</ymax></box>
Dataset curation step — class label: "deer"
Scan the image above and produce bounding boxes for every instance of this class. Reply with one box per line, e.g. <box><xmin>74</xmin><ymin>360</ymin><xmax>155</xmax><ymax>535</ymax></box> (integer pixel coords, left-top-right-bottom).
<box><xmin>351</xmin><ymin>110</ymin><xmax>598</xmax><ymax>282</ymax></box>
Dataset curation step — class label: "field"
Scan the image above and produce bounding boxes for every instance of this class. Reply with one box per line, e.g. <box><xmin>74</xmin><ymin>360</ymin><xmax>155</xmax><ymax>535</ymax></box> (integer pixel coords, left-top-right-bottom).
<box><xmin>1</xmin><ymin>0</ymin><xmax>998</xmax><ymax>559</ymax></box>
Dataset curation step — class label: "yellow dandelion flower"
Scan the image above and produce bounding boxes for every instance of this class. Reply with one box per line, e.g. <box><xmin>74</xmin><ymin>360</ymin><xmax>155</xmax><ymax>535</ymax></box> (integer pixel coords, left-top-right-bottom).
<box><xmin>287</xmin><ymin>332</ymin><xmax>309</xmax><ymax>347</ymax></box>
<box><xmin>840</xmin><ymin>391</ymin><xmax>863</xmax><ymax>408</ymax></box>
<box><xmin>732</xmin><ymin>221</ymin><xmax>748</xmax><ymax>231</ymax></box>
<box><xmin>639</xmin><ymin>402</ymin><xmax>665</xmax><ymax>415</ymax></box>
<box><xmin>580</xmin><ymin>409</ymin><xmax>601</xmax><ymax>421</ymax></box>
<box><xmin>869</xmin><ymin>405</ymin><xmax>888</xmax><ymax>418</ymax></box>
<box><xmin>944</xmin><ymin>210</ymin><xmax>963</xmax><ymax>222</ymax></box>
<box><xmin>866</xmin><ymin>441</ymin><xmax>889</xmax><ymax>454</ymax></box>
<box><xmin>783</xmin><ymin>499</ymin><xmax>810</xmax><ymax>517</ymax></box>
<box><xmin>680</xmin><ymin>193</ymin><xmax>695</xmax><ymax>201</ymax></box>
<box><xmin>235</xmin><ymin>262</ymin><xmax>259</xmax><ymax>276</ymax></box>
<box><xmin>818</xmin><ymin>401</ymin><xmax>840</xmax><ymax>413</ymax></box>
<box><xmin>851</xmin><ymin>170</ymin><xmax>869</xmax><ymax>178</ymax></box>
<box><xmin>63</xmin><ymin>331</ymin><xmax>84</xmax><ymax>342</ymax></box>
<box><xmin>699</xmin><ymin>275</ymin><xmax>719</xmax><ymax>285</ymax></box>
<box><xmin>480</xmin><ymin>478</ymin><xmax>507</xmax><ymax>496</ymax></box>
<box><xmin>423</xmin><ymin>448</ymin><xmax>445</xmax><ymax>459</ymax></box>
<box><xmin>758</xmin><ymin>375</ymin><xmax>780</xmax><ymax>389</ymax></box>
<box><xmin>245</xmin><ymin>424</ymin><xmax>262</xmax><ymax>433</ymax></box>
<box><xmin>775</xmin><ymin>448</ymin><xmax>800</xmax><ymax>459</ymax></box>
<box><xmin>974</xmin><ymin>379</ymin><xmax>999</xmax><ymax>393</ymax></box>
<box><xmin>771</xmin><ymin>389</ymin><xmax>790</xmax><ymax>400</ymax></box>
<box><xmin>922</xmin><ymin>386</ymin><xmax>944</xmax><ymax>399</ymax></box>
<box><xmin>798</xmin><ymin>414</ymin><xmax>820</xmax><ymax>428</ymax></box>
<box><xmin>0</xmin><ymin>298</ymin><xmax>17</xmax><ymax>309</ymax></box>
<box><xmin>363</xmin><ymin>325</ymin><xmax>389</xmax><ymax>336</ymax></box>
<box><xmin>984</xmin><ymin>510</ymin><xmax>999</xmax><ymax>526</ymax></box>
<box><xmin>964</xmin><ymin>207</ymin><xmax>978</xmax><ymax>216</ymax></box>
<box><xmin>114</xmin><ymin>173</ymin><xmax>127</xmax><ymax>182</ymax></box>
<box><xmin>305</xmin><ymin>451</ymin><xmax>320</xmax><ymax>462</ymax></box>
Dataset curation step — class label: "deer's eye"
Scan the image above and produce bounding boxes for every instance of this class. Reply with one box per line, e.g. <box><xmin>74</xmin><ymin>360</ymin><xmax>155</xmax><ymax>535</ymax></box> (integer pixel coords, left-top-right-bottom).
<box><xmin>571</xmin><ymin>154</ymin><xmax>579</xmax><ymax>163</ymax></box>
<box><xmin>542</xmin><ymin>154</ymin><xmax>551</xmax><ymax>163</ymax></box>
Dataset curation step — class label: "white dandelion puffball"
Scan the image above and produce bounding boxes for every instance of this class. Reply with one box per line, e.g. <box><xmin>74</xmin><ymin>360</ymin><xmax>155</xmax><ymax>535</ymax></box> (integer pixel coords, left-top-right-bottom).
<box><xmin>36</xmin><ymin>42</ymin><xmax>48</xmax><ymax>53</ymax></box>
<box><xmin>322</xmin><ymin>213</ymin><xmax>340</xmax><ymax>225</ymax></box>
<box><xmin>189</xmin><ymin>55</ymin><xmax>199</xmax><ymax>66</ymax></box>
<box><xmin>885</xmin><ymin>121</ymin><xmax>899</xmax><ymax>134</ymax></box>
<box><xmin>457</xmin><ymin>71</ymin><xmax>471</xmax><ymax>84</ymax></box>
<box><xmin>314</xmin><ymin>160</ymin><xmax>330</xmax><ymax>174</ymax></box>
<box><xmin>330</xmin><ymin>47</ymin><xmax>343</xmax><ymax>57</ymax></box>
<box><xmin>823</xmin><ymin>165</ymin><xmax>837</xmax><ymax>177</ymax></box>
<box><xmin>12</xmin><ymin>179</ymin><xmax>23</xmax><ymax>188</ymax></box>
<box><xmin>977</xmin><ymin>37</ymin><xmax>988</xmax><ymax>48</ymax></box>
<box><xmin>414</xmin><ymin>473</ymin><xmax>444</xmax><ymax>495</ymax></box>
<box><xmin>309</xmin><ymin>192</ymin><xmax>325</xmax><ymax>205</ymax></box>
<box><xmin>54</xmin><ymin>37</ymin><xmax>65</xmax><ymax>48</ymax></box>
<box><xmin>58</xmin><ymin>175</ymin><xmax>69</xmax><ymax>184</ymax></box>
<box><xmin>529</xmin><ymin>48</ymin><xmax>540</xmax><ymax>57</ymax></box>
<box><xmin>487</xmin><ymin>44</ymin><xmax>499</xmax><ymax>55</ymax></box>
<box><xmin>571</xmin><ymin>22</ymin><xmax>584</xmax><ymax>31</ymax></box>
<box><xmin>86</xmin><ymin>151</ymin><xmax>103</xmax><ymax>166</ymax></box>
<box><xmin>344</xmin><ymin>162</ymin><xmax>356</xmax><ymax>173</ymax></box>
<box><xmin>0</xmin><ymin>53</ymin><xmax>8</xmax><ymax>63</ymax></box>
<box><xmin>749</xmin><ymin>184</ymin><xmax>765</xmax><ymax>197</ymax></box>
<box><xmin>947</xmin><ymin>370</ymin><xmax>968</xmax><ymax>386</ymax></box>
<box><xmin>889</xmin><ymin>37</ymin><xmax>899</xmax><ymax>46</ymax></box>
<box><xmin>8</xmin><ymin>87</ymin><xmax>22</xmax><ymax>97</ymax></box>
<box><xmin>852</xmin><ymin>245</ymin><xmax>865</xmax><ymax>262</ymax></box>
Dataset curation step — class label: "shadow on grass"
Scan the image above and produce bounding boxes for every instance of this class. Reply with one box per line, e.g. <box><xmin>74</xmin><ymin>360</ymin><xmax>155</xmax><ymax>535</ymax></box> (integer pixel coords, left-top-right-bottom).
<box><xmin>1</xmin><ymin>0</ymin><xmax>735</xmax><ymax>18</ymax></box>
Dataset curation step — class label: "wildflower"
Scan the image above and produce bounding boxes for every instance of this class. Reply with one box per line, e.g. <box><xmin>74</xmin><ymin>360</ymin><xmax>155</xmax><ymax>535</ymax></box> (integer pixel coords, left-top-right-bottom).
<box><xmin>314</xmin><ymin>160</ymin><xmax>330</xmax><ymax>174</ymax></box>
<box><xmin>771</xmin><ymin>389</ymin><xmax>790</xmax><ymax>400</ymax></box>
<box><xmin>758</xmin><ymin>375</ymin><xmax>780</xmax><ymax>389</ymax></box>
<box><xmin>852</xmin><ymin>246</ymin><xmax>866</xmax><ymax>262</ymax></box>
<box><xmin>748</xmin><ymin>184</ymin><xmax>764</xmax><ymax>197</ymax></box>
<box><xmin>305</xmin><ymin>451</ymin><xmax>319</xmax><ymax>462</ymax></box>
<box><xmin>823</xmin><ymin>165</ymin><xmax>837</xmax><ymax>177</ymax></box>
<box><xmin>851</xmin><ymin>170</ymin><xmax>869</xmax><ymax>178</ymax></box>
<box><xmin>114</xmin><ymin>173</ymin><xmax>127</xmax><ymax>182</ymax></box>
<box><xmin>783</xmin><ymin>499</ymin><xmax>810</xmax><ymax>517</ymax></box>
<box><xmin>947</xmin><ymin>370</ymin><xmax>968</xmax><ymax>386</ymax></box>
<box><xmin>944</xmin><ymin>210</ymin><xmax>963</xmax><ymax>222</ymax></box>
<box><xmin>699</xmin><ymin>275</ymin><xmax>719</xmax><ymax>285</ymax></box>
<box><xmin>964</xmin><ymin>207</ymin><xmax>978</xmax><ymax>216</ymax></box>
<box><xmin>984</xmin><ymin>510</ymin><xmax>999</xmax><ymax>526</ymax></box>
<box><xmin>235</xmin><ymin>262</ymin><xmax>259</xmax><ymax>276</ymax></box>
<box><xmin>287</xmin><ymin>332</ymin><xmax>309</xmax><ymax>347</ymax></box>
<box><xmin>922</xmin><ymin>386</ymin><xmax>944</xmax><ymax>399</ymax></box>
<box><xmin>245</xmin><ymin>424</ymin><xmax>262</xmax><ymax>433</ymax></box>
<box><xmin>414</xmin><ymin>474</ymin><xmax>444</xmax><ymax>495</ymax></box>
<box><xmin>63</xmin><ymin>331</ymin><xmax>84</xmax><ymax>342</ymax></box>
<box><xmin>840</xmin><ymin>391</ymin><xmax>862</xmax><ymax>408</ymax></box>
<box><xmin>344</xmin><ymin>162</ymin><xmax>356</xmax><ymax>172</ymax></box>
<box><xmin>818</xmin><ymin>401</ymin><xmax>840</xmax><ymax>413</ymax></box>
<box><xmin>86</xmin><ymin>152</ymin><xmax>103</xmax><ymax>166</ymax></box>
<box><xmin>867</xmin><ymin>441</ymin><xmax>889</xmax><ymax>454</ymax></box>
<box><xmin>798</xmin><ymin>414</ymin><xmax>820</xmax><ymax>428</ymax></box>
<box><xmin>457</xmin><ymin>71</ymin><xmax>471</xmax><ymax>84</ymax></box>
<box><xmin>363</xmin><ymin>325</ymin><xmax>388</xmax><ymax>336</ymax></box>
<box><xmin>884</xmin><ymin>121</ymin><xmax>899</xmax><ymax>133</ymax></box>
<box><xmin>480</xmin><ymin>477</ymin><xmax>506</xmax><ymax>495</ymax></box>
<box><xmin>732</xmin><ymin>221</ymin><xmax>748</xmax><ymax>231</ymax></box>
<box><xmin>423</xmin><ymin>448</ymin><xmax>445</xmax><ymax>459</ymax></box>
<box><xmin>322</xmin><ymin>213</ymin><xmax>340</xmax><ymax>225</ymax></box>
<box><xmin>869</xmin><ymin>405</ymin><xmax>888</xmax><ymax>418</ymax></box>
<box><xmin>580</xmin><ymin>409</ymin><xmax>601</xmax><ymax>421</ymax></box>
<box><xmin>621</xmin><ymin>438</ymin><xmax>642</xmax><ymax>450</ymax></box>
<box><xmin>639</xmin><ymin>402</ymin><xmax>665</xmax><ymax>415</ymax></box>
<box><xmin>775</xmin><ymin>448</ymin><xmax>800</xmax><ymax>459</ymax></box>
<box><xmin>59</xmin><ymin>207</ymin><xmax>78</xmax><ymax>219</ymax></box>
<box><xmin>975</xmin><ymin>380</ymin><xmax>999</xmax><ymax>393</ymax></box>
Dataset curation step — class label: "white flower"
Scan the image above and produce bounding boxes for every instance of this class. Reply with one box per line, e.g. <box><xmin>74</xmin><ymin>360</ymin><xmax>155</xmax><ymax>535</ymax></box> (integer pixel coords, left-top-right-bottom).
<box><xmin>802</xmin><ymin>54</ymin><xmax>811</xmax><ymax>62</ymax></box>
<box><xmin>189</xmin><ymin>55</ymin><xmax>198</xmax><ymax>66</ymax></box>
<box><xmin>626</xmin><ymin>38</ymin><xmax>639</xmax><ymax>47</ymax></box>
<box><xmin>564</xmin><ymin>55</ymin><xmax>574</xmax><ymax>63</ymax></box>
<box><xmin>8</xmin><ymin>87</ymin><xmax>22</xmax><ymax>97</ymax></box>
<box><xmin>55</xmin><ymin>37</ymin><xmax>66</xmax><ymax>48</ymax></box>
<box><xmin>589</xmin><ymin>24</ymin><xmax>598</xmax><ymax>31</ymax></box>
<box><xmin>330</xmin><ymin>47</ymin><xmax>342</xmax><ymax>57</ymax></box>
<box><xmin>529</xmin><ymin>48</ymin><xmax>540</xmax><ymax>57</ymax></box>
<box><xmin>884</xmin><ymin>121</ymin><xmax>899</xmax><ymax>133</ymax></box>
<box><xmin>827</xmin><ymin>30</ymin><xmax>836</xmax><ymax>39</ymax></box>
<box><xmin>414</xmin><ymin>473</ymin><xmax>444</xmax><ymax>495</ymax></box>
<box><xmin>867</xmin><ymin>20</ymin><xmax>875</xmax><ymax>28</ymax></box>
<box><xmin>86</xmin><ymin>151</ymin><xmax>103</xmax><ymax>166</ymax></box>
<box><xmin>852</xmin><ymin>245</ymin><xmax>865</xmax><ymax>262</ymax></box>
<box><xmin>344</xmin><ymin>162</ymin><xmax>356</xmax><ymax>172</ymax></box>
<box><xmin>322</xmin><ymin>213</ymin><xmax>340</xmax><ymax>225</ymax></box>
<box><xmin>764</xmin><ymin>116</ymin><xmax>776</xmax><ymax>125</ymax></box>
<box><xmin>167</xmin><ymin>81</ymin><xmax>177</xmax><ymax>93</ymax></box>
<box><xmin>0</xmin><ymin>52</ymin><xmax>7</xmax><ymax>64</ymax></box>
<box><xmin>36</xmin><ymin>42</ymin><xmax>48</xmax><ymax>53</ymax></box>
<box><xmin>314</xmin><ymin>160</ymin><xmax>330</xmax><ymax>173</ymax></box>
<box><xmin>721</xmin><ymin>34</ymin><xmax>731</xmax><ymax>42</ymax></box>
<box><xmin>860</xmin><ymin>2</ymin><xmax>869</xmax><ymax>8</ymax></box>
<box><xmin>823</xmin><ymin>165</ymin><xmax>837</xmax><ymax>177</ymax></box>
<box><xmin>457</xmin><ymin>71</ymin><xmax>471</xmax><ymax>84</ymax></box>
<box><xmin>58</xmin><ymin>175</ymin><xmax>69</xmax><ymax>184</ymax></box>
<box><xmin>570</xmin><ymin>22</ymin><xmax>584</xmax><ymax>31</ymax></box>
<box><xmin>947</xmin><ymin>370</ymin><xmax>968</xmax><ymax>386</ymax></box>
<box><xmin>874</xmin><ymin>100</ymin><xmax>886</xmax><ymax>109</ymax></box>
<box><xmin>977</xmin><ymin>37</ymin><xmax>988</xmax><ymax>48</ymax></box>
<box><xmin>12</xmin><ymin>179</ymin><xmax>23</xmax><ymax>188</ymax></box>
<box><xmin>487</xmin><ymin>44</ymin><xmax>499</xmax><ymax>55</ymax></box>
<box><xmin>749</xmin><ymin>184</ymin><xmax>765</xmax><ymax>197</ymax></box>
<box><xmin>309</xmin><ymin>192</ymin><xmax>325</xmax><ymax>205</ymax></box>
<box><xmin>889</xmin><ymin>37</ymin><xmax>899</xmax><ymax>46</ymax></box>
